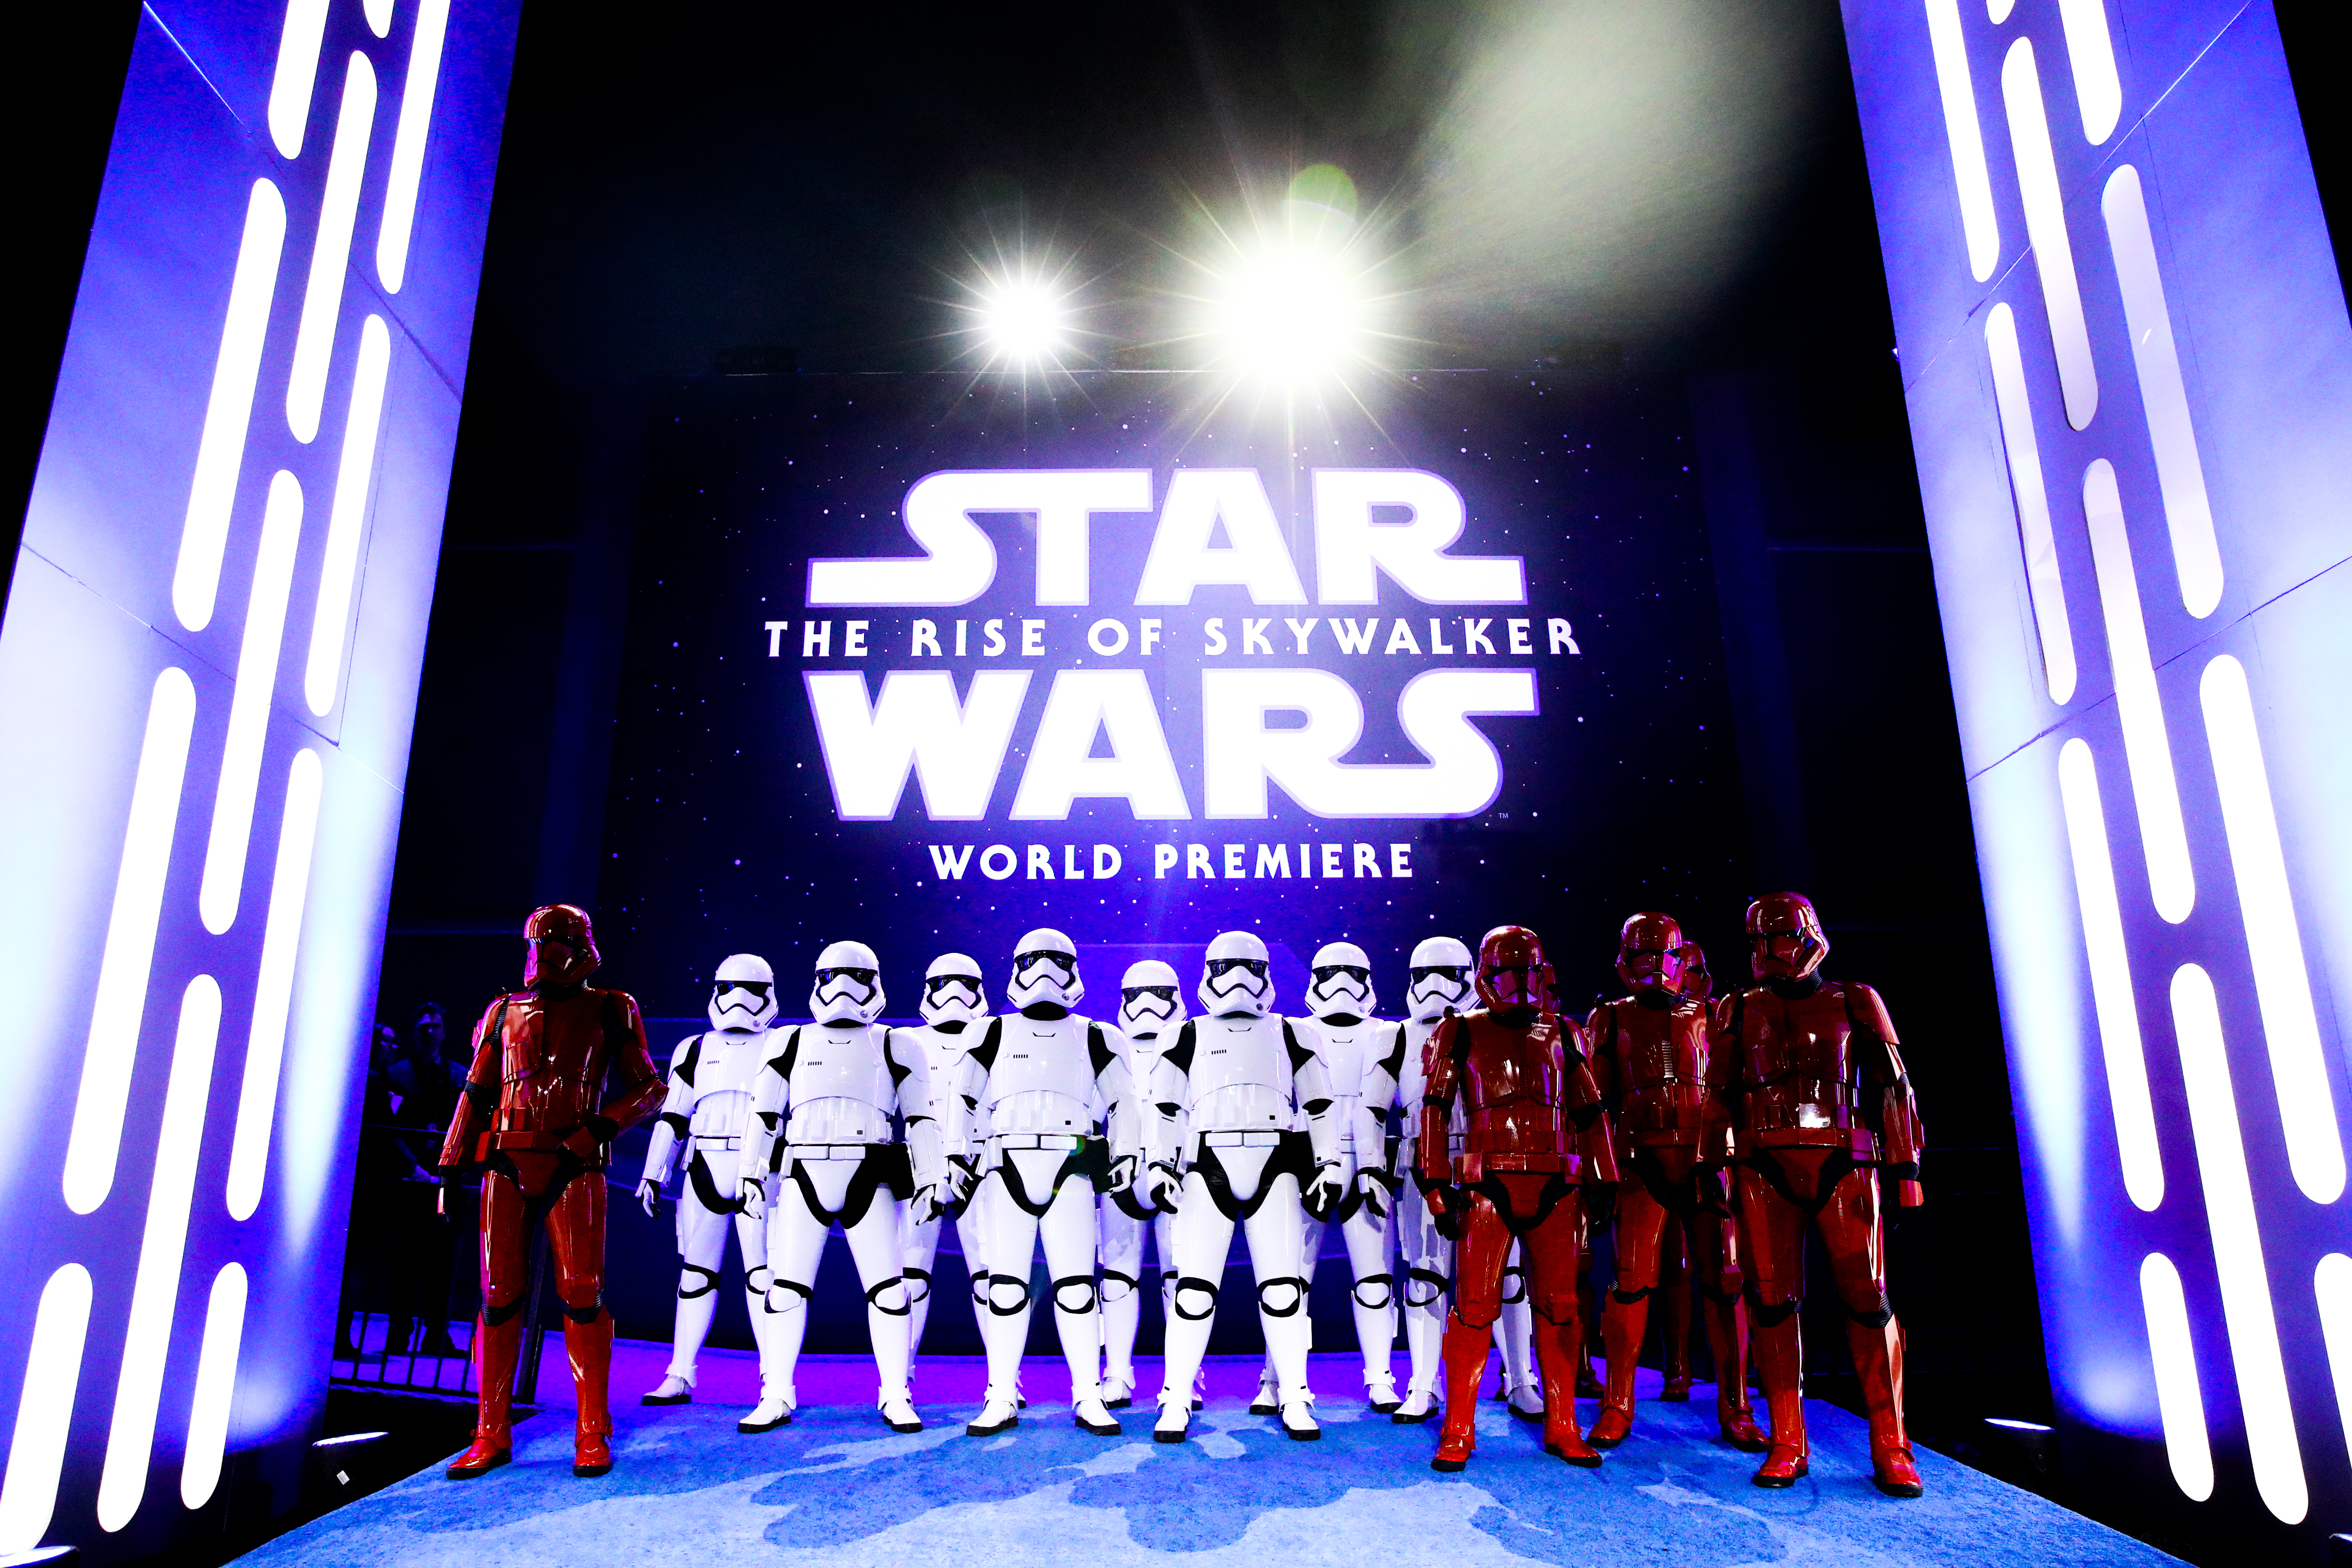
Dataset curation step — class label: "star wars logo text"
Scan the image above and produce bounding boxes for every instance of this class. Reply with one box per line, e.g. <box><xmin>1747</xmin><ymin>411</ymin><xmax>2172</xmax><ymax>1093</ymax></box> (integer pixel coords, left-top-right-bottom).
<box><xmin>778</xmin><ymin>468</ymin><xmax>1577</xmax><ymax>824</ymax></box>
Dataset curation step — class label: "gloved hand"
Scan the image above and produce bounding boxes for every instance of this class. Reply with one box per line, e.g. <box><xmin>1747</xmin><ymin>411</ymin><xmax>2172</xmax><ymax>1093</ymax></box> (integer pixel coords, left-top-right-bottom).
<box><xmin>1149</xmin><ymin>1160</ymin><xmax>1184</xmax><ymax>1212</ymax></box>
<box><xmin>636</xmin><ymin>1177</ymin><xmax>661</xmax><ymax>1217</ymax></box>
<box><xmin>911</xmin><ymin>1182</ymin><xmax>944</xmax><ymax>1223</ymax></box>
<box><xmin>1354</xmin><ymin>1167</ymin><xmax>1393</xmax><ymax>1222</ymax></box>
<box><xmin>1306</xmin><ymin>1160</ymin><xmax>1347</xmax><ymax>1220</ymax></box>
<box><xmin>1104</xmin><ymin>1152</ymin><xmax>1138</xmax><ymax>1195</ymax></box>
<box><xmin>941</xmin><ymin>1154</ymin><xmax>977</xmax><ymax>1209</ymax></box>
<box><xmin>739</xmin><ymin>1176</ymin><xmax>768</xmax><ymax>1220</ymax></box>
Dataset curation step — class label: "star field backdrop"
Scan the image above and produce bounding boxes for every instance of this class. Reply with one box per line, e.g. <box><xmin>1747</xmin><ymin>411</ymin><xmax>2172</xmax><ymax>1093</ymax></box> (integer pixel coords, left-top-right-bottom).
<box><xmin>598</xmin><ymin>369</ymin><xmax>1746</xmax><ymax>1018</ymax></box>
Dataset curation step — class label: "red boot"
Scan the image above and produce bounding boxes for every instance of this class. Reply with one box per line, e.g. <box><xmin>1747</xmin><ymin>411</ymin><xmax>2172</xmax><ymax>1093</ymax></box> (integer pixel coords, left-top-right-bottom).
<box><xmin>1534</xmin><ymin>1315</ymin><xmax>1603</xmax><ymax>1467</ymax></box>
<box><xmin>1431</xmin><ymin>1316</ymin><xmax>1489</xmax><ymax>1471</ymax></box>
<box><xmin>1749</xmin><ymin>1311</ymin><xmax>1808</xmax><ymax>1487</ymax></box>
<box><xmin>1703</xmin><ymin>1292</ymin><xmax>1768</xmax><ymax>1451</ymax></box>
<box><xmin>1658</xmin><ymin>1278</ymin><xmax>1694</xmax><ymax>1401</ymax></box>
<box><xmin>567</xmin><ymin>1308</ymin><xmax>617</xmax><ymax>1477</ymax></box>
<box><xmin>1588</xmin><ymin>1292</ymin><xmax>1645</xmax><ymax>1447</ymax></box>
<box><xmin>1850</xmin><ymin>1316</ymin><xmax>1922</xmax><ymax>1497</ymax></box>
<box><xmin>447</xmin><ymin>1311</ymin><xmax>522</xmax><ymax>1480</ymax></box>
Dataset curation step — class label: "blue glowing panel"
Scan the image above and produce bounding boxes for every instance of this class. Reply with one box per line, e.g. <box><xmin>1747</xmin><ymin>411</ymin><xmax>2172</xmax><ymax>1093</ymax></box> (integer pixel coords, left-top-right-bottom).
<box><xmin>0</xmin><ymin>1</ymin><xmax>516</xmax><ymax>1557</ymax></box>
<box><xmin>1839</xmin><ymin>0</ymin><xmax>2352</xmax><ymax>1543</ymax></box>
<box><xmin>596</xmin><ymin>372</ymin><xmax>1742</xmax><ymax>1021</ymax></box>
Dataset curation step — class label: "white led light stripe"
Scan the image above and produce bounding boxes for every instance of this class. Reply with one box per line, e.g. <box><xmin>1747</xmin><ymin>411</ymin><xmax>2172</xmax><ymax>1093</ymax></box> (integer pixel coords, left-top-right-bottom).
<box><xmin>227</xmin><ymin>747</ymin><xmax>324</xmax><ymax>1222</ymax></box>
<box><xmin>97</xmin><ymin>975</ymin><xmax>225</xmax><ymax>1532</ymax></box>
<box><xmin>179</xmin><ymin>1264</ymin><xmax>249</xmax><ymax>1510</ymax></box>
<box><xmin>286</xmin><ymin>52</ymin><xmax>379</xmax><ymax>444</ymax></box>
<box><xmin>2057</xmin><ymin>739</ymin><xmax>2162</xmax><ymax>1208</ymax></box>
<box><xmin>199</xmin><ymin>472</ymin><xmax>306</xmax><ymax>935</ymax></box>
<box><xmin>64</xmin><ymin>668</ymin><xmax>200</xmax><ymax>1215</ymax></box>
<box><xmin>2082</xmin><ymin>460</ymin><xmax>2194</xmax><ymax>923</ymax></box>
<box><xmin>1923</xmin><ymin>0</ymin><xmax>2001</xmax><ymax>282</ymax></box>
<box><xmin>173</xmin><ymin>180</ymin><xmax>287</xmax><ymax>633</ymax></box>
<box><xmin>265</xmin><ymin>0</ymin><xmax>330</xmax><ymax>160</ymax></box>
<box><xmin>2001</xmin><ymin>40</ymin><xmax>2098</xmax><ymax>430</ymax></box>
<box><xmin>1985</xmin><ymin>304</ymin><xmax>2076</xmax><ymax>702</ymax></box>
<box><xmin>2317</xmin><ymin>1255</ymin><xmax>2352</xmax><ymax>1478</ymax></box>
<box><xmin>2139</xmin><ymin>1252</ymin><xmax>2213</xmax><ymax>1501</ymax></box>
<box><xmin>2102</xmin><ymin>165</ymin><xmax>2224</xmax><ymax>619</ymax></box>
<box><xmin>377</xmin><ymin>0</ymin><xmax>452</xmax><ymax>294</ymax></box>
<box><xmin>305</xmin><ymin>316</ymin><xmax>392</xmax><ymax>716</ymax></box>
<box><xmin>2169</xmin><ymin>963</ymin><xmax>2307</xmax><ymax>1523</ymax></box>
<box><xmin>2055</xmin><ymin>0</ymin><xmax>2121</xmax><ymax>145</ymax></box>
<box><xmin>0</xmin><ymin>1266</ymin><xmax>96</xmax><ymax>1553</ymax></box>
<box><xmin>2200</xmin><ymin>655</ymin><xmax>2344</xmax><ymax>1202</ymax></box>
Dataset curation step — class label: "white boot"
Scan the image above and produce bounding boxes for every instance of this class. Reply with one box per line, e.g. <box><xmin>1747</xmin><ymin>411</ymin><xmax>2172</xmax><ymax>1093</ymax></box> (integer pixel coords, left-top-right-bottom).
<box><xmin>1101</xmin><ymin>1371</ymin><xmax>1135</xmax><ymax>1409</ymax></box>
<box><xmin>1506</xmin><ymin>1376</ymin><xmax>1546</xmax><ymax>1421</ymax></box>
<box><xmin>1364</xmin><ymin>1368</ymin><xmax>1401</xmax><ymax>1414</ymax></box>
<box><xmin>642</xmin><ymin>1372</ymin><xmax>693</xmax><ymax>1406</ymax></box>
<box><xmin>1393</xmin><ymin>1381</ymin><xmax>1439</xmax><ymax>1424</ymax></box>
<box><xmin>739</xmin><ymin>1385</ymin><xmax>795</xmax><ymax>1433</ymax></box>
<box><xmin>1073</xmin><ymin>1383</ymin><xmax>1122</xmax><ymax>1437</ymax></box>
<box><xmin>1154</xmin><ymin>1388</ymin><xmax>1193</xmax><ymax>1444</ymax></box>
<box><xmin>1280</xmin><ymin>1388</ymin><xmax>1322</xmax><ymax>1442</ymax></box>
<box><xmin>968</xmin><ymin>1388</ymin><xmax>1020</xmax><ymax>1436</ymax></box>
<box><xmin>879</xmin><ymin>1390</ymin><xmax>922</xmax><ymax>1433</ymax></box>
<box><xmin>1250</xmin><ymin>1365</ymin><xmax>1281</xmax><ymax>1415</ymax></box>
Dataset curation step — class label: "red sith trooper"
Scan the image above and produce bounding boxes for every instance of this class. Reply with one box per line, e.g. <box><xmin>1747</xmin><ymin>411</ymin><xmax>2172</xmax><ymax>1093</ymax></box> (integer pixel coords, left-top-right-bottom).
<box><xmin>439</xmin><ymin>906</ymin><xmax>666</xmax><ymax>1479</ymax></box>
<box><xmin>1586</xmin><ymin>915</ymin><xmax>1766</xmax><ymax>1452</ymax></box>
<box><xmin>1721</xmin><ymin>892</ymin><xmax>1926</xmax><ymax>1496</ymax></box>
<box><xmin>1419</xmin><ymin>927</ymin><xmax>1619</xmax><ymax>1472</ymax></box>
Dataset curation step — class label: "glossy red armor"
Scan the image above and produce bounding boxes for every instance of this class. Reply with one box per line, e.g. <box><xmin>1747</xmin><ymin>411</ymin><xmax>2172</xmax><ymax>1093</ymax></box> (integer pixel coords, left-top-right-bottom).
<box><xmin>1418</xmin><ymin>926</ymin><xmax>1618</xmax><ymax>1471</ymax></box>
<box><xmin>1584</xmin><ymin>914</ymin><xmax>1763</xmax><ymax>1451</ymax></box>
<box><xmin>440</xmin><ymin>905</ymin><xmax>663</xmax><ymax>1480</ymax></box>
<box><xmin>1722</xmin><ymin>892</ymin><xmax>1926</xmax><ymax>1498</ymax></box>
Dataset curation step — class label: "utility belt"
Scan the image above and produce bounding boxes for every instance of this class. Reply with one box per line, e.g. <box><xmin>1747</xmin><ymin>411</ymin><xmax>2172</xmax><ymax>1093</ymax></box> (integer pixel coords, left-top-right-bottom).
<box><xmin>1453</xmin><ymin>1150</ymin><xmax>1578</xmax><ymax>1181</ymax></box>
<box><xmin>472</xmin><ymin>1127</ymin><xmax>587</xmax><ymax>1158</ymax></box>
<box><xmin>1735</xmin><ymin>1126</ymin><xmax>1883</xmax><ymax>1161</ymax></box>
<box><xmin>1196</xmin><ymin>1128</ymin><xmax>1288</xmax><ymax>1152</ymax></box>
<box><xmin>693</xmin><ymin>1133</ymin><xmax>743</xmax><ymax>1151</ymax></box>
<box><xmin>990</xmin><ymin>1132</ymin><xmax>1091</xmax><ymax>1151</ymax></box>
<box><xmin>786</xmin><ymin>1141</ymin><xmax>897</xmax><ymax>1162</ymax></box>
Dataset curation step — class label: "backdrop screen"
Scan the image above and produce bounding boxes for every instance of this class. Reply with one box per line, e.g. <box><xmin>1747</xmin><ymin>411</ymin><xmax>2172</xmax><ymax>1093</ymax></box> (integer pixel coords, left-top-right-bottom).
<box><xmin>596</xmin><ymin>370</ymin><xmax>1746</xmax><ymax>1017</ymax></box>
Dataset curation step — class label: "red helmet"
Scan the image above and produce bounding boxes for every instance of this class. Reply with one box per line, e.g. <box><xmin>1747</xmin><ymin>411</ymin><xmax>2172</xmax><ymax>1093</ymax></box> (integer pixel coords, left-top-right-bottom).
<box><xmin>1745</xmin><ymin>892</ymin><xmax>1826</xmax><ymax>983</ymax></box>
<box><xmin>524</xmin><ymin>904</ymin><xmax>601</xmax><ymax>989</ymax></box>
<box><xmin>1475</xmin><ymin>925</ymin><xmax>1554</xmax><ymax>1020</ymax></box>
<box><xmin>1680</xmin><ymin>942</ymin><xmax>1714</xmax><ymax>1004</ymax></box>
<box><xmin>1616</xmin><ymin>913</ymin><xmax>1688</xmax><ymax>999</ymax></box>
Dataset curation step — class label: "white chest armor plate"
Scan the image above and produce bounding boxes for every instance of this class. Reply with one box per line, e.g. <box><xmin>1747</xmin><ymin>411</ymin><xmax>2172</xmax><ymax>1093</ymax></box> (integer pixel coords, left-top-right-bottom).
<box><xmin>780</xmin><ymin>1022</ymin><xmax>899</xmax><ymax>1145</ymax></box>
<box><xmin>1300</xmin><ymin>1016</ymin><xmax>1384</xmax><ymax>1152</ymax></box>
<box><xmin>1177</xmin><ymin>1015</ymin><xmax>1297</xmax><ymax>1134</ymax></box>
<box><xmin>979</xmin><ymin>1014</ymin><xmax>1101</xmax><ymax>1137</ymax></box>
<box><xmin>902</xmin><ymin>1024</ymin><xmax>974</xmax><ymax>1121</ymax></box>
<box><xmin>680</xmin><ymin>1030</ymin><xmax>766</xmax><ymax>1140</ymax></box>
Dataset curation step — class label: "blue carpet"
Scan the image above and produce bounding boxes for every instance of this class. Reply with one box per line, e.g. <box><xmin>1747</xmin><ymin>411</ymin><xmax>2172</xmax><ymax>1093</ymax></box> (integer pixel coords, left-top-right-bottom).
<box><xmin>250</xmin><ymin>1360</ymin><xmax>2176</xmax><ymax>1568</ymax></box>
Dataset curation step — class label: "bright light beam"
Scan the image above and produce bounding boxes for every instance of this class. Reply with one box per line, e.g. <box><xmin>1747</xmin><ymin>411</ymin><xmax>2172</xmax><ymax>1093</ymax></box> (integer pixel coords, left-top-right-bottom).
<box><xmin>1200</xmin><ymin>241</ymin><xmax>1378</xmax><ymax>388</ymax></box>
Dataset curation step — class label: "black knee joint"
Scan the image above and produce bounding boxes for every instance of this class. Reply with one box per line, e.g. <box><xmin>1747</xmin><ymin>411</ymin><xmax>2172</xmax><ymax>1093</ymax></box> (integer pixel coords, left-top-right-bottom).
<box><xmin>867</xmin><ymin>1275</ymin><xmax>913</xmax><ymax>1316</ymax></box>
<box><xmin>901</xmin><ymin>1266</ymin><xmax>932</xmax><ymax>1305</ymax></box>
<box><xmin>564</xmin><ymin>1303</ymin><xmax>603</xmax><ymax>1325</ymax></box>
<box><xmin>1173</xmin><ymin>1275</ymin><xmax>1221</xmax><ymax>1321</ymax></box>
<box><xmin>1845</xmin><ymin>1289</ymin><xmax>1895</xmax><ymax>1329</ymax></box>
<box><xmin>483</xmin><ymin>1297</ymin><xmax>527</xmax><ymax>1327</ymax></box>
<box><xmin>1256</xmin><ymin>1275</ymin><xmax>1310</xmax><ymax>1319</ymax></box>
<box><xmin>1612</xmin><ymin>1286</ymin><xmax>1653</xmax><ymax>1305</ymax></box>
<box><xmin>1403</xmin><ymin>1267</ymin><xmax>1448</xmax><ymax>1308</ymax></box>
<box><xmin>1498</xmin><ymin>1265</ymin><xmax>1528</xmax><ymax>1305</ymax></box>
<box><xmin>678</xmin><ymin>1263</ymin><xmax>720</xmax><ymax>1300</ymax></box>
<box><xmin>1352</xmin><ymin>1272</ymin><xmax>1395</xmax><ymax>1310</ymax></box>
<box><xmin>985</xmin><ymin>1272</ymin><xmax>1033</xmax><ymax>1316</ymax></box>
<box><xmin>1052</xmin><ymin>1274</ymin><xmax>1099</xmax><ymax>1314</ymax></box>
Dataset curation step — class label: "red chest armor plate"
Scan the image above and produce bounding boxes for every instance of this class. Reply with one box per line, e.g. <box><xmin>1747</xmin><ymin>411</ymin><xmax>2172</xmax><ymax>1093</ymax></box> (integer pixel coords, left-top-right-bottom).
<box><xmin>1736</xmin><ymin>983</ymin><xmax>1864</xmax><ymax>1145</ymax></box>
<box><xmin>1460</xmin><ymin>1014</ymin><xmax>1572</xmax><ymax>1159</ymax></box>
<box><xmin>1598</xmin><ymin>998</ymin><xmax>1716</xmax><ymax>1145</ymax></box>
<box><xmin>495</xmin><ymin>988</ymin><xmax>621</xmax><ymax>1138</ymax></box>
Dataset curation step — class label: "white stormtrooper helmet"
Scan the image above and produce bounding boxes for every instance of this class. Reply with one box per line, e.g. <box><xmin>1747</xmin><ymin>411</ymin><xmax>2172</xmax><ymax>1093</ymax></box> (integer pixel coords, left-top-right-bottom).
<box><xmin>920</xmin><ymin>952</ymin><xmax>987</xmax><ymax>1028</ymax></box>
<box><xmin>1118</xmin><ymin>959</ymin><xmax>1187</xmax><ymax>1040</ymax></box>
<box><xmin>1305</xmin><ymin>941</ymin><xmax>1376</xmax><ymax>1022</ymax></box>
<box><xmin>1405</xmin><ymin>935</ymin><xmax>1475</xmax><ymax>1024</ymax></box>
<box><xmin>810</xmin><ymin>939</ymin><xmax>886</xmax><ymax>1026</ymax></box>
<box><xmin>1006</xmin><ymin>928</ymin><xmax>1084</xmax><ymax>1011</ymax></box>
<box><xmin>708</xmin><ymin>953</ymin><xmax>779</xmax><ymax>1032</ymax></box>
<box><xmin>1200</xmin><ymin>931</ymin><xmax>1275</xmax><ymax>1018</ymax></box>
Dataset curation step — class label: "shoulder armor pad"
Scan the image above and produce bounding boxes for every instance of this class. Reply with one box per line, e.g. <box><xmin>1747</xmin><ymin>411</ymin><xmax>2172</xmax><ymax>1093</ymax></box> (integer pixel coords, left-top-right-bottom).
<box><xmin>1161</xmin><ymin>1020</ymin><xmax>1198</xmax><ymax>1074</ymax></box>
<box><xmin>1087</xmin><ymin>1022</ymin><xmax>1116</xmax><ymax>1078</ymax></box>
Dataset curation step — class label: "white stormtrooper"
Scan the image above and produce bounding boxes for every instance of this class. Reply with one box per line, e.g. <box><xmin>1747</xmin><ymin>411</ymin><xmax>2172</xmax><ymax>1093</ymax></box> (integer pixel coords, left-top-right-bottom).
<box><xmin>738</xmin><ymin>941</ymin><xmax>942</xmax><ymax>1434</ymax></box>
<box><xmin>1149</xmin><ymin>931</ymin><xmax>1345</xmax><ymax>1444</ymax></box>
<box><xmin>1359</xmin><ymin>934</ymin><xmax>1538</xmax><ymax>1422</ymax></box>
<box><xmin>945</xmin><ymin>930</ymin><xmax>1142</xmax><ymax>1438</ymax></box>
<box><xmin>1253</xmin><ymin>940</ymin><xmax>1402</xmax><ymax>1415</ymax></box>
<box><xmin>902</xmin><ymin>953</ymin><xmax>997</xmax><ymax>1366</ymax></box>
<box><xmin>637</xmin><ymin>954</ymin><xmax>787</xmax><ymax>1406</ymax></box>
<box><xmin>1099</xmin><ymin>959</ymin><xmax>1186</xmax><ymax>1409</ymax></box>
